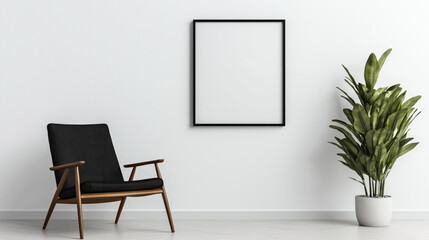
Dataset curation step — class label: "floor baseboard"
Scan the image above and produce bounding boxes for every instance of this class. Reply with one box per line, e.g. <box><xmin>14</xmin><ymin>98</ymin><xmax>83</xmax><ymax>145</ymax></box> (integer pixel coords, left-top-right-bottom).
<box><xmin>2</xmin><ymin>210</ymin><xmax>429</xmax><ymax>220</ymax></box>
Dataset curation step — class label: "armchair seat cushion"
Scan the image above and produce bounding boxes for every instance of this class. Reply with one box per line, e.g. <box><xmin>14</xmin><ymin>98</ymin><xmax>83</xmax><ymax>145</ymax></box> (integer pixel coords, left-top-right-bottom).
<box><xmin>60</xmin><ymin>178</ymin><xmax>164</xmax><ymax>199</ymax></box>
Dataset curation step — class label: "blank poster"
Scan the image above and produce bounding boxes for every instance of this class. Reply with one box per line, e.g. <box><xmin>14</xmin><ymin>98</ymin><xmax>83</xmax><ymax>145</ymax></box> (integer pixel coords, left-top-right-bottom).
<box><xmin>193</xmin><ymin>20</ymin><xmax>285</xmax><ymax>126</ymax></box>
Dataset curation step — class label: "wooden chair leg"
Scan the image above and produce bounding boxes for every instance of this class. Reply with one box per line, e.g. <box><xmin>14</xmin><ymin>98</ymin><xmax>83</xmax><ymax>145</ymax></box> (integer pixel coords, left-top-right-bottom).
<box><xmin>75</xmin><ymin>167</ymin><xmax>84</xmax><ymax>239</ymax></box>
<box><xmin>115</xmin><ymin>197</ymin><xmax>127</xmax><ymax>224</ymax></box>
<box><xmin>76</xmin><ymin>196</ymin><xmax>83</xmax><ymax>239</ymax></box>
<box><xmin>43</xmin><ymin>168</ymin><xmax>69</xmax><ymax>230</ymax></box>
<box><xmin>42</xmin><ymin>197</ymin><xmax>57</xmax><ymax>229</ymax></box>
<box><xmin>115</xmin><ymin>166</ymin><xmax>136</xmax><ymax>224</ymax></box>
<box><xmin>161</xmin><ymin>187</ymin><xmax>175</xmax><ymax>232</ymax></box>
<box><xmin>154</xmin><ymin>163</ymin><xmax>175</xmax><ymax>232</ymax></box>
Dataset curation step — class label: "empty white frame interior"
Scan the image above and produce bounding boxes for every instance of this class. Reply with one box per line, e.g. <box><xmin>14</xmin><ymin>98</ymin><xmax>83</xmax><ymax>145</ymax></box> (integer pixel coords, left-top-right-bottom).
<box><xmin>194</xmin><ymin>21</ymin><xmax>284</xmax><ymax>125</ymax></box>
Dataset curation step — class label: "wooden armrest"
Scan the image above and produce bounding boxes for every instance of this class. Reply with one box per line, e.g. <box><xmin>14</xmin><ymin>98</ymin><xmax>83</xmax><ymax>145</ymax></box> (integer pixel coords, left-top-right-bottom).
<box><xmin>50</xmin><ymin>161</ymin><xmax>85</xmax><ymax>171</ymax></box>
<box><xmin>124</xmin><ymin>159</ymin><xmax>164</xmax><ymax>168</ymax></box>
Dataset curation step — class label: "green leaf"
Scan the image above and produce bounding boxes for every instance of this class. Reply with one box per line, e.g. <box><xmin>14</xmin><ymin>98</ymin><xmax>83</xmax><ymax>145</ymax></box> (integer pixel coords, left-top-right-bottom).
<box><xmin>399</xmin><ymin>142</ymin><xmax>419</xmax><ymax>157</ymax></box>
<box><xmin>407</xmin><ymin>111</ymin><xmax>421</xmax><ymax>128</ymax></box>
<box><xmin>357</xmin><ymin>151</ymin><xmax>370</xmax><ymax>166</ymax></box>
<box><xmin>369</xmin><ymin>87</ymin><xmax>386</xmax><ymax>105</ymax></box>
<box><xmin>349</xmin><ymin>177</ymin><xmax>365</xmax><ymax>185</ymax></box>
<box><xmin>396</xmin><ymin>109</ymin><xmax>417</xmax><ymax>137</ymax></box>
<box><xmin>360</xmin><ymin>84</ymin><xmax>370</xmax><ymax>103</ymax></box>
<box><xmin>364</xmin><ymin>53</ymin><xmax>380</xmax><ymax>89</ymax></box>
<box><xmin>385</xmin><ymin>112</ymin><xmax>397</xmax><ymax>129</ymax></box>
<box><xmin>343</xmin><ymin>108</ymin><xmax>354</xmax><ymax>124</ymax></box>
<box><xmin>372</xmin><ymin>129</ymin><xmax>381</xmax><ymax>147</ymax></box>
<box><xmin>394</xmin><ymin>110</ymin><xmax>409</xmax><ymax>130</ymax></box>
<box><xmin>379</xmin><ymin>87</ymin><xmax>403</xmax><ymax>126</ymax></box>
<box><xmin>387</xmin><ymin>157</ymin><xmax>398</xmax><ymax>170</ymax></box>
<box><xmin>386</xmin><ymin>84</ymin><xmax>400</xmax><ymax>92</ymax></box>
<box><xmin>329</xmin><ymin>125</ymin><xmax>358</xmax><ymax>145</ymax></box>
<box><xmin>332</xmin><ymin>119</ymin><xmax>363</xmax><ymax>142</ymax></box>
<box><xmin>329</xmin><ymin>141</ymin><xmax>345</xmax><ymax>151</ymax></box>
<box><xmin>339</xmin><ymin>160</ymin><xmax>350</xmax><ymax>168</ymax></box>
<box><xmin>342</xmin><ymin>65</ymin><xmax>358</xmax><ymax>87</ymax></box>
<box><xmin>386</xmin><ymin>86</ymin><xmax>402</xmax><ymax>99</ymax></box>
<box><xmin>337</xmin><ymin>87</ymin><xmax>356</xmax><ymax>106</ymax></box>
<box><xmin>386</xmin><ymin>109</ymin><xmax>408</xmax><ymax>131</ymax></box>
<box><xmin>377</xmin><ymin>100</ymin><xmax>389</xmax><ymax>128</ymax></box>
<box><xmin>344</xmin><ymin>77</ymin><xmax>361</xmax><ymax>101</ymax></box>
<box><xmin>386</xmin><ymin>140</ymin><xmax>400</xmax><ymax>166</ymax></box>
<box><xmin>341</xmin><ymin>96</ymin><xmax>355</xmax><ymax>106</ymax></box>
<box><xmin>355</xmin><ymin>156</ymin><xmax>368</xmax><ymax>175</ymax></box>
<box><xmin>370</xmin><ymin>108</ymin><xmax>379</xmax><ymax>130</ymax></box>
<box><xmin>399</xmin><ymin>137</ymin><xmax>413</xmax><ymax>147</ymax></box>
<box><xmin>352</xmin><ymin>105</ymin><xmax>371</xmax><ymax>134</ymax></box>
<box><xmin>402</xmin><ymin>96</ymin><xmax>421</xmax><ymax>109</ymax></box>
<box><xmin>374</xmin><ymin>144</ymin><xmax>388</xmax><ymax>176</ymax></box>
<box><xmin>365</xmin><ymin>130</ymin><xmax>375</xmax><ymax>154</ymax></box>
<box><xmin>377</xmin><ymin>129</ymin><xmax>391</xmax><ymax>145</ymax></box>
<box><xmin>367</xmin><ymin>160</ymin><xmax>378</xmax><ymax>179</ymax></box>
<box><xmin>391</xmin><ymin>91</ymin><xmax>407</xmax><ymax>112</ymax></box>
<box><xmin>377</xmin><ymin>49</ymin><xmax>392</xmax><ymax>70</ymax></box>
<box><xmin>338</xmin><ymin>154</ymin><xmax>359</xmax><ymax>173</ymax></box>
<box><xmin>335</xmin><ymin>137</ymin><xmax>357</xmax><ymax>158</ymax></box>
<box><xmin>342</xmin><ymin>138</ymin><xmax>360</xmax><ymax>157</ymax></box>
<box><xmin>373</xmin><ymin>92</ymin><xmax>386</xmax><ymax>109</ymax></box>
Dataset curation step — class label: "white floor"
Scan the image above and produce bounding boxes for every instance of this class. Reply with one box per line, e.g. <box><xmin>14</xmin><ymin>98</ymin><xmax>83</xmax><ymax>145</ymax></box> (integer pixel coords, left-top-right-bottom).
<box><xmin>0</xmin><ymin>219</ymin><xmax>428</xmax><ymax>240</ymax></box>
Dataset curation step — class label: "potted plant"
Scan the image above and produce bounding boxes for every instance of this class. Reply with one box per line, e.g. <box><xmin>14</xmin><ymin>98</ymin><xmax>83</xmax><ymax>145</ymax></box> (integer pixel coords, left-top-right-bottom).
<box><xmin>329</xmin><ymin>49</ymin><xmax>421</xmax><ymax>227</ymax></box>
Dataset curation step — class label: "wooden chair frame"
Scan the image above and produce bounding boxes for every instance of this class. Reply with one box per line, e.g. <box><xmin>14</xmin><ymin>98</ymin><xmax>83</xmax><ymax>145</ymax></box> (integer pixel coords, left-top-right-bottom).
<box><xmin>42</xmin><ymin>159</ymin><xmax>175</xmax><ymax>239</ymax></box>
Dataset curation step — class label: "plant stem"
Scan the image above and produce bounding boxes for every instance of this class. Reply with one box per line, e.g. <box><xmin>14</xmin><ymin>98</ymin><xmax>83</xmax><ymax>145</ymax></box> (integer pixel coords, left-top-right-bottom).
<box><xmin>362</xmin><ymin>177</ymin><xmax>368</xmax><ymax>196</ymax></box>
<box><xmin>374</xmin><ymin>180</ymin><xmax>377</xmax><ymax>197</ymax></box>
<box><xmin>375</xmin><ymin>181</ymin><xmax>378</xmax><ymax>197</ymax></box>
<box><xmin>369</xmin><ymin>178</ymin><xmax>372</xmax><ymax>197</ymax></box>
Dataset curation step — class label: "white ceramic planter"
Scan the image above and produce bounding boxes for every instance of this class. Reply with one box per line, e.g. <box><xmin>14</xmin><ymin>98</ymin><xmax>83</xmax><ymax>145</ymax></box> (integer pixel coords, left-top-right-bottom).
<box><xmin>355</xmin><ymin>195</ymin><xmax>393</xmax><ymax>227</ymax></box>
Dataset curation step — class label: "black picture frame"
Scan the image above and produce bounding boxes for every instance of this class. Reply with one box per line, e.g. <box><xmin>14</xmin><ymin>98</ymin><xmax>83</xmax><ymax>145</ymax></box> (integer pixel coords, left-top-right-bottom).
<box><xmin>193</xmin><ymin>19</ymin><xmax>286</xmax><ymax>126</ymax></box>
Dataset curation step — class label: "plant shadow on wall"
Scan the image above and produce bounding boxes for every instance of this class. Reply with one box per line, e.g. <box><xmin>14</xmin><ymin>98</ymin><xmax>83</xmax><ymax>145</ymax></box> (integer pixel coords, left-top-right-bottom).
<box><xmin>329</xmin><ymin>49</ymin><xmax>421</xmax><ymax>226</ymax></box>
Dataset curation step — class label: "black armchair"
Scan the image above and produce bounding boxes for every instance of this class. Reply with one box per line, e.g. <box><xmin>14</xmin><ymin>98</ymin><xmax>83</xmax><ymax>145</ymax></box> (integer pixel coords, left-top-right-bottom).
<box><xmin>42</xmin><ymin>123</ymin><xmax>174</xmax><ymax>239</ymax></box>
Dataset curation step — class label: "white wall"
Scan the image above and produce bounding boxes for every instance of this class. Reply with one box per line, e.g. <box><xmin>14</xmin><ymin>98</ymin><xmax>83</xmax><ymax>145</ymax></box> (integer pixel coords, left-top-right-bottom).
<box><xmin>1</xmin><ymin>0</ymin><xmax>429</xmax><ymax>216</ymax></box>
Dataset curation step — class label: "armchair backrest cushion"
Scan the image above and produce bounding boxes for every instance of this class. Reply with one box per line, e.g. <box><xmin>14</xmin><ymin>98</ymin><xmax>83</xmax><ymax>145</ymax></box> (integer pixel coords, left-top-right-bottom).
<box><xmin>47</xmin><ymin>123</ymin><xmax>124</xmax><ymax>191</ymax></box>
